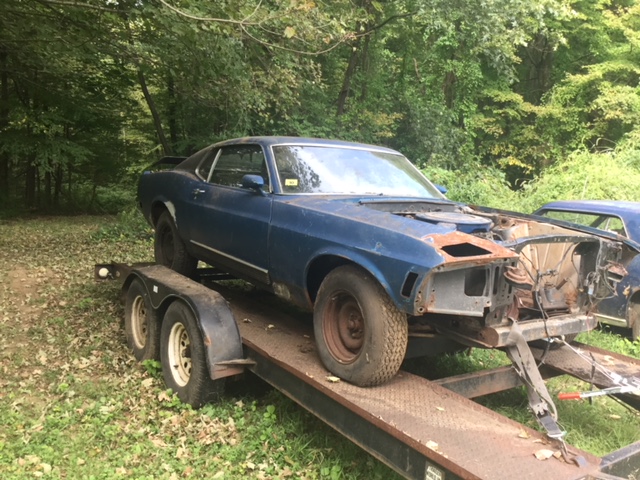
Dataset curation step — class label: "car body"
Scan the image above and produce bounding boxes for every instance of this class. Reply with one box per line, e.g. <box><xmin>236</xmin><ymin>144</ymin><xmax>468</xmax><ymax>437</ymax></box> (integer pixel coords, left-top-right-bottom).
<box><xmin>138</xmin><ymin>137</ymin><xmax>634</xmax><ymax>385</ymax></box>
<box><xmin>535</xmin><ymin>200</ymin><xmax>640</xmax><ymax>339</ymax></box>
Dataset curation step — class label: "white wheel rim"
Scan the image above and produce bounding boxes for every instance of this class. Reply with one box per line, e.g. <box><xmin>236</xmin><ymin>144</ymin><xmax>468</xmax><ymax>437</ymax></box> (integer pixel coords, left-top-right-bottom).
<box><xmin>131</xmin><ymin>296</ymin><xmax>147</xmax><ymax>350</ymax></box>
<box><xmin>167</xmin><ymin>322</ymin><xmax>191</xmax><ymax>387</ymax></box>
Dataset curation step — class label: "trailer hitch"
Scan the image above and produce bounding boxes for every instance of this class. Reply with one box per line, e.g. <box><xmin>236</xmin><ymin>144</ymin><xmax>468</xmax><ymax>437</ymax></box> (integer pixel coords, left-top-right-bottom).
<box><xmin>505</xmin><ymin>322</ymin><xmax>588</xmax><ymax>468</ymax></box>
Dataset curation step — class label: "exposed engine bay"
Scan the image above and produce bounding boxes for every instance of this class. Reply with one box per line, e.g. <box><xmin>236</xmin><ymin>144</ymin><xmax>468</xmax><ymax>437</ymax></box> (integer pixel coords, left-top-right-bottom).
<box><xmin>371</xmin><ymin>201</ymin><xmax>628</xmax><ymax>348</ymax></box>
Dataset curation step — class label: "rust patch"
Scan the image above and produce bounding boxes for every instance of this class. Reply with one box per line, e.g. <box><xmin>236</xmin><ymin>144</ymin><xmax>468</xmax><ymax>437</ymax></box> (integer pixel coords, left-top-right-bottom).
<box><xmin>423</xmin><ymin>230</ymin><xmax>518</xmax><ymax>266</ymax></box>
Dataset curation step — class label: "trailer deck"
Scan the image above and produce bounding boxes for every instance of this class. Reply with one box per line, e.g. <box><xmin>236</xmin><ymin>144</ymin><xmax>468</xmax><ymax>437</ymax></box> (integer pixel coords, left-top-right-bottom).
<box><xmin>97</xmin><ymin>263</ymin><xmax>640</xmax><ymax>480</ymax></box>
<box><xmin>220</xmin><ymin>282</ymin><xmax>637</xmax><ymax>480</ymax></box>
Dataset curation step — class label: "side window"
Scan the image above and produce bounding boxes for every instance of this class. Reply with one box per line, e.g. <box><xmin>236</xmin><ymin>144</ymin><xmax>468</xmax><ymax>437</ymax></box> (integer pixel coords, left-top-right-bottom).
<box><xmin>195</xmin><ymin>148</ymin><xmax>219</xmax><ymax>181</ymax></box>
<box><xmin>600</xmin><ymin>216</ymin><xmax>627</xmax><ymax>237</ymax></box>
<box><xmin>541</xmin><ymin>211</ymin><xmax>627</xmax><ymax>237</ymax></box>
<box><xmin>209</xmin><ymin>145</ymin><xmax>268</xmax><ymax>188</ymax></box>
<box><xmin>541</xmin><ymin>210</ymin><xmax>600</xmax><ymax>226</ymax></box>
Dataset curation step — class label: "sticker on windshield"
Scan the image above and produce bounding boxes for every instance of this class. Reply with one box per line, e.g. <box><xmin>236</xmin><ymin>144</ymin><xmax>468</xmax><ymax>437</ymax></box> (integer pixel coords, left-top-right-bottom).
<box><xmin>285</xmin><ymin>179</ymin><xmax>298</xmax><ymax>187</ymax></box>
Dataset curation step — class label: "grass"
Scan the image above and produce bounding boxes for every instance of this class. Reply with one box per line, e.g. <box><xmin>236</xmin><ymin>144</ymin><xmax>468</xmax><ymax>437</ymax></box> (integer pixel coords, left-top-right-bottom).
<box><xmin>0</xmin><ymin>214</ymin><xmax>639</xmax><ymax>478</ymax></box>
<box><xmin>0</xmin><ymin>215</ymin><xmax>397</xmax><ymax>479</ymax></box>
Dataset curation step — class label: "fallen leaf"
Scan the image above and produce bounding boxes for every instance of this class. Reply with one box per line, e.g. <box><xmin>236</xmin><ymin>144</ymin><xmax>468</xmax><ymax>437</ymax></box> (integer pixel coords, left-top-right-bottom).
<box><xmin>534</xmin><ymin>449</ymin><xmax>555</xmax><ymax>460</ymax></box>
<box><xmin>426</xmin><ymin>440</ymin><xmax>439</xmax><ymax>451</ymax></box>
<box><xmin>326</xmin><ymin>376</ymin><xmax>340</xmax><ymax>383</ymax></box>
<box><xmin>518</xmin><ymin>430</ymin><xmax>531</xmax><ymax>439</ymax></box>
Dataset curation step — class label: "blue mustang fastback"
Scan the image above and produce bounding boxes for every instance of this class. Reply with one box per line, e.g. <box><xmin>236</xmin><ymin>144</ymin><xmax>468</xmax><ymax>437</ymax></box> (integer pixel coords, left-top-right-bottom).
<box><xmin>138</xmin><ymin>137</ymin><xmax>634</xmax><ymax>386</ymax></box>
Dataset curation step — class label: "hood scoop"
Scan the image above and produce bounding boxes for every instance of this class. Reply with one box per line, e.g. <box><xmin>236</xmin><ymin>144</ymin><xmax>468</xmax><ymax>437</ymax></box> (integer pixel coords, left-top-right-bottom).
<box><xmin>414</xmin><ymin>211</ymin><xmax>492</xmax><ymax>234</ymax></box>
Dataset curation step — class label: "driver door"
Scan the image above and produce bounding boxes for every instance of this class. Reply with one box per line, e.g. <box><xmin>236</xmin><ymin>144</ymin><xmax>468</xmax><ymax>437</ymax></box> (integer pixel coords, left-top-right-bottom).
<box><xmin>187</xmin><ymin>144</ymin><xmax>273</xmax><ymax>285</ymax></box>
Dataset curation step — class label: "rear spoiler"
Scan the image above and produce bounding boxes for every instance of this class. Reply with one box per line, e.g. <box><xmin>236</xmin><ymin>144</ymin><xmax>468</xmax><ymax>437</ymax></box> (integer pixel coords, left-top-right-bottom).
<box><xmin>143</xmin><ymin>156</ymin><xmax>188</xmax><ymax>173</ymax></box>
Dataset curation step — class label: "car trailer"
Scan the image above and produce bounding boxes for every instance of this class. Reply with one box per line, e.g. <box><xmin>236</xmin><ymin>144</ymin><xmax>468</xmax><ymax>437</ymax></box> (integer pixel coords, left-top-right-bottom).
<box><xmin>96</xmin><ymin>263</ymin><xmax>640</xmax><ymax>480</ymax></box>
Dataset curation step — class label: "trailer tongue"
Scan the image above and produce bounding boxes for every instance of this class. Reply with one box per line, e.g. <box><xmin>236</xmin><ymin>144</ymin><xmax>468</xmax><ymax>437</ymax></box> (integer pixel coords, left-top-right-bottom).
<box><xmin>97</xmin><ymin>263</ymin><xmax>640</xmax><ymax>480</ymax></box>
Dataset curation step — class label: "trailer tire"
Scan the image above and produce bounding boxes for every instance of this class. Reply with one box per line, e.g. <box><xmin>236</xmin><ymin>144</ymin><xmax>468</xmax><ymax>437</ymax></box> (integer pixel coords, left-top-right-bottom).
<box><xmin>314</xmin><ymin>265</ymin><xmax>408</xmax><ymax>386</ymax></box>
<box><xmin>160</xmin><ymin>301</ymin><xmax>223</xmax><ymax>407</ymax></box>
<box><xmin>124</xmin><ymin>278</ymin><xmax>160</xmax><ymax>361</ymax></box>
<box><xmin>154</xmin><ymin>211</ymin><xmax>197</xmax><ymax>278</ymax></box>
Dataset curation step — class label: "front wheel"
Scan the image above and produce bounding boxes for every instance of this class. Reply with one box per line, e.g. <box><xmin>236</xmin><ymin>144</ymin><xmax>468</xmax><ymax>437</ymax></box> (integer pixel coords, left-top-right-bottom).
<box><xmin>160</xmin><ymin>301</ymin><xmax>224</xmax><ymax>407</ymax></box>
<box><xmin>313</xmin><ymin>265</ymin><xmax>408</xmax><ymax>386</ymax></box>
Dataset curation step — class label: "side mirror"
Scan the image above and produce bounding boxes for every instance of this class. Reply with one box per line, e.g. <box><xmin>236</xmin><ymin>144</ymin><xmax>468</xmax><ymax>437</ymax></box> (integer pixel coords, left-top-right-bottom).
<box><xmin>434</xmin><ymin>184</ymin><xmax>448</xmax><ymax>195</ymax></box>
<box><xmin>241</xmin><ymin>174</ymin><xmax>266</xmax><ymax>195</ymax></box>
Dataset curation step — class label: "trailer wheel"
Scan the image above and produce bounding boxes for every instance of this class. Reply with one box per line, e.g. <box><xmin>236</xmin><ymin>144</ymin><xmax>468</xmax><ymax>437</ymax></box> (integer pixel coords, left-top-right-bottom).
<box><xmin>154</xmin><ymin>211</ymin><xmax>197</xmax><ymax>278</ymax></box>
<box><xmin>124</xmin><ymin>278</ymin><xmax>160</xmax><ymax>361</ymax></box>
<box><xmin>160</xmin><ymin>301</ymin><xmax>223</xmax><ymax>407</ymax></box>
<box><xmin>314</xmin><ymin>265</ymin><xmax>408</xmax><ymax>386</ymax></box>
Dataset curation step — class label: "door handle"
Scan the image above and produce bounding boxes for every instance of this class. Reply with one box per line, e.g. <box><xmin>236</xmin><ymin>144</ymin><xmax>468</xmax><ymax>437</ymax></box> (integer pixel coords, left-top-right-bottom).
<box><xmin>192</xmin><ymin>188</ymin><xmax>206</xmax><ymax>197</ymax></box>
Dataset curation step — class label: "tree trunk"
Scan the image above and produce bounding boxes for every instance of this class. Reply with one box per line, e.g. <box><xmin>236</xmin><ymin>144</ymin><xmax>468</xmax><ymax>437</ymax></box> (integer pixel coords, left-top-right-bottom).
<box><xmin>519</xmin><ymin>33</ymin><xmax>554</xmax><ymax>105</ymax></box>
<box><xmin>137</xmin><ymin>68</ymin><xmax>171</xmax><ymax>156</ymax></box>
<box><xmin>54</xmin><ymin>164</ymin><xmax>62</xmax><ymax>208</ymax></box>
<box><xmin>167</xmin><ymin>73</ymin><xmax>178</xmax><ymax>151</ymax></box>
<box><xmin>0</xmin><ymin>48</ymin><xmax>9</xmax><ymax>200</ymax></box>
<box><xmin>337</xmin><ymin>41</ymin><xmax>361</xmax><ymax>116</ymax></box>
<box><xmin>45</xmin><ymin>170</ymin><xmax>52</xmax><ymax>208</ymax></box>
<box><xmin>25</xmin><ymin>158</ymin><xmax>37</xmax><ymax>208</ymax></box>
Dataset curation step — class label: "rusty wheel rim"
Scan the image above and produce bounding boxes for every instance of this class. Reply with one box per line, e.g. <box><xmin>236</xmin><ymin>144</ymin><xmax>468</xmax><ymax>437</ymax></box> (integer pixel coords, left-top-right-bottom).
<box><xmin>323</xmin><ymin>291</ymin><xmax>365</xmax><ymax>363</ymax></box>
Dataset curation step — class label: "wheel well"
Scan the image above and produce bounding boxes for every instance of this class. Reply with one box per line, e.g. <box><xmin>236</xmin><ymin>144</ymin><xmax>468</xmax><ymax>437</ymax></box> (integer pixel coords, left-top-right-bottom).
<box><xmin>307</xmin><ymin>256</ymin><xmax>364</xmax><ymax>303</ymax></box>
<box><xmin>627</xmin><ymin>291</ymin><xmax>640</xmax><ymax>327</ymax></box>
<box><xmin>151</xmin><ymin>202</ymin><xmax>168</xmax><ymax>226</ymax></box>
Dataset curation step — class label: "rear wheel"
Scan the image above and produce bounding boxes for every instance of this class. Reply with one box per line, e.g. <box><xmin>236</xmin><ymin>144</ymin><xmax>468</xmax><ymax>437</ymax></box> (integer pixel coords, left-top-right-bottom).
<box><xmin>160</xmin><ymin>301</ymin><xmax>224</xmax><ymax>407</ymax></box>
<box><xmin>124</xmin><ymin>278</ymin><xmax>160</xmax><ymax>361</ymax></box>
<box><xmin>313</xmin><ymin>265</ymin><xmax>408</xmax><ymax>386</ymax></box>
<box><xmin>629</xmin><ymin>302</ymin><xmax>640</xmax><ymax>341</ymax></box>
<box><xmin>154</xmin><ymin>211</ymin><xmax>197</xmax><ymax>277</ymax></box>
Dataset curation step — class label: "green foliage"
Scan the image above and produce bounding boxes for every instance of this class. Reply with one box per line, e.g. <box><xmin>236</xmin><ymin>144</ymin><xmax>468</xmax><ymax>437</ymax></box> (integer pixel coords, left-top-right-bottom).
<box><xmin>518</xmin><ymin>150</ymin><xmax>640</xmax><ymax>212</ymax></box>
<box><xmin>422</xmin><ymin>163</ymin><xmax>520</xmax><ymax>209</ymax></box>
<box><xmin>92</xmin><ymin>206</ymin><xmax>153</xmax><ymax>242</ymax></box>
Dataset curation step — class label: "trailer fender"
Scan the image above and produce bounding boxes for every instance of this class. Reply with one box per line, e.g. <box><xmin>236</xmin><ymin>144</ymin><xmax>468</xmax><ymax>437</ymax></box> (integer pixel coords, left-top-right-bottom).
<box><xmin>123</xmin><ymin>265</ymin><xmax>245</xmax><ymax>380</ymax></box>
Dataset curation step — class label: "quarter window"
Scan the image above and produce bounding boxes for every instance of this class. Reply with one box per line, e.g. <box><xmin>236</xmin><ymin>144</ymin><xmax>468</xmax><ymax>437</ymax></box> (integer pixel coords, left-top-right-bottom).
<box><xmin>209</xmin><ymin>145</ymin><xmax>268</xmax><ymax>189</ymax></box>
<box><xmin>540</xmin><ymin>210</ymin><xmax>627</xmax><ymax>237</ymax></box>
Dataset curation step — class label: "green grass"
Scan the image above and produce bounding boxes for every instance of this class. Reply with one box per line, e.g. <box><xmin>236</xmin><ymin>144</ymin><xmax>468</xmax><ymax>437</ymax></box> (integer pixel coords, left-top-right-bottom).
<box><xmin>0</xmin><ymin>215</ymin><xmax>639</xmax><ymax>478</ymax></box>
<box><xmin>0</xmin><ymin>215</ymin><xmax>398</xmax><ymax>480</ymax></box>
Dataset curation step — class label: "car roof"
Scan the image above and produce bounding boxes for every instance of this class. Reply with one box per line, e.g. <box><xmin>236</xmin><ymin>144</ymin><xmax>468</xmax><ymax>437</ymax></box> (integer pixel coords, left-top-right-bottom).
<box><xmin>212</xmin><ymin>136</ymin><xmax>402</xmax><ymax>154</ymax></box>
<box><xmin>536</xmin><ymin>200</ymin><xmax>640</xmax><ymax>242</ymax></box>
<box><xmin>536</xmin><ymin>200</ymin><xmax>640</xmax><ymax>217</ymax></box>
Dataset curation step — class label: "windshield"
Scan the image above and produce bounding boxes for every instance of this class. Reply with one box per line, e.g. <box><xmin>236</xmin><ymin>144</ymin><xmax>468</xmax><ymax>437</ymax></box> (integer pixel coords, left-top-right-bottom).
<box><xmin>272</xmin><ymin>145</ymin><xmax>443</xmax><ymax>197</ymax></box>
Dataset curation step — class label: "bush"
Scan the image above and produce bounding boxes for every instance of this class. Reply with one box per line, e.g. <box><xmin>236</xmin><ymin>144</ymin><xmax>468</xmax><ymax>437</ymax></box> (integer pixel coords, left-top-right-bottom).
<box><xmin>92</xmin><ymin>206</ymin><xmax>152</xmax><ymax>241</ymax></box>
<box><xmin>518</xmin><ymin>151</ymin><xmax>640</xmax><ymax>212</ymax></box>
<box><xmin>422</xmin><ymin>163</ymin><xmax>521</xmax><ymax>210</ymax></box>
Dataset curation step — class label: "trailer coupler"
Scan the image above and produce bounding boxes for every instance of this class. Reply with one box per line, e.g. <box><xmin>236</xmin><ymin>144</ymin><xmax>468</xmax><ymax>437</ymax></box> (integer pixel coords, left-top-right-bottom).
<box><xmin>505</xmin><ymin>322</ymin><xmax>588</xmax><ymax>467</ymax></box>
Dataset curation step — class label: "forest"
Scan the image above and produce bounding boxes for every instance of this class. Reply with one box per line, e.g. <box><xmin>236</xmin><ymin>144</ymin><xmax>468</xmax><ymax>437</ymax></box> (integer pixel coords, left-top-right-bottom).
<box><xmin>2</xmin><ymin>0</ymin><xmax>640</xmax><ymax>215</ymax></box>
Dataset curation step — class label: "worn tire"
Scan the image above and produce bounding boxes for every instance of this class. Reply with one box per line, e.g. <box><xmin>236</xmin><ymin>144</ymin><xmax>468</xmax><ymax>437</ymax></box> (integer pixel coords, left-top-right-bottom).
<box><xmin>160</xmin><ymin>301</ymin><xmax>224</xmax><ymax>408</ymax></box>
<box><xmin>313</xmin><ymin>265</ymin><xmax>408</xmax><ymax>386</ymax></box>
<box><xmin>124</xmin><ymin>278</ymin><xmax>160</xmax><ymax>361</ymax></box>
<box><xmin>154</xmin><ymin>211</ymin><xmax>197</xmax><ymax>278</ymax></box>
<box><xmin>627</xmin><ymin>301</ymin><xmax>640</xmax><ymax>342</ymax></box>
